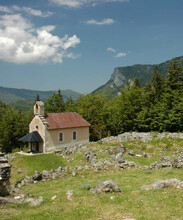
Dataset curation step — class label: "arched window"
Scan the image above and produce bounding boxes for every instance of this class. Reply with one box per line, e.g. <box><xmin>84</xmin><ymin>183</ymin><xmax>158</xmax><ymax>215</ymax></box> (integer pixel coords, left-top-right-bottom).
<box><xmin>59</xmin><ymin>132</ymin><xmax>64</xmax><ymax>142</ymax></box>
<box><xmin>73</xmin><ymin>131</ymin><xmax>77</xmax><ymax>140</ymax></box>
<box><xmin>36</xmin><ymin>125</ymin><xmax>39</xmax><ymax>130</ymax></box>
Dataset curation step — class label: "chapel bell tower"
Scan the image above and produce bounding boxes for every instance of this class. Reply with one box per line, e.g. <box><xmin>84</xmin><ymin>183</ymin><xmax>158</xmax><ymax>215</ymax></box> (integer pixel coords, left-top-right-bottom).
<box><xmin>34</xmin><ymin>101</ymin><xmax>44</xmax><ymax>116</ymax></box>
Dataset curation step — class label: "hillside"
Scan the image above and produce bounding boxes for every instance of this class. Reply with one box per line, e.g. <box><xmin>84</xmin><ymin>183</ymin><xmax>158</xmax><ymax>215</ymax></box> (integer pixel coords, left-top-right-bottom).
<box><xmin>93</xmin><ymin>55</ymin><xmax>183</xmax><ymax>96</ymax></box>
<box><xmin>1</xmin><ymin>134</ymin><xmax>183</xmax><ymax>219</ymax></box>
<box><xmin>0</xmin><ymin>86</ymin><xmax>81</xmax><ymax>111</ymax></box>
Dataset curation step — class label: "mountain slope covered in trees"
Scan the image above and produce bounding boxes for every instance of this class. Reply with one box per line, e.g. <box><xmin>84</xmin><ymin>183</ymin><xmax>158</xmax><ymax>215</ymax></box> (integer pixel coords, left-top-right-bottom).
<box><xmin>93</xmin><ymin>56</ymin><xmax>183</xmax><ymax>96</ymax></box>
<box><xmin>0</xmin><ymin>86</ymin><xmax>80</xmax><ymax>104</ymax></box>
<box><xmin>0</xmin><ymin>86</ymin><xmax>81</xmax><ymax>112</ymax></box>
<box><xmin>0</xmin><ymin>57</ymin><xmax>183</xmax><ymax>153</ymax></box>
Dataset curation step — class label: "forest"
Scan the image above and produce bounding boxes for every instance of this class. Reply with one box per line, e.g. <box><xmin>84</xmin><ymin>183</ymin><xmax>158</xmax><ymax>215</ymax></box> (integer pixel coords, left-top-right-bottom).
<box><xmin>0</xmin><ymin>58</ymin><xmax>183</xmax><ymax>153</ymax></box>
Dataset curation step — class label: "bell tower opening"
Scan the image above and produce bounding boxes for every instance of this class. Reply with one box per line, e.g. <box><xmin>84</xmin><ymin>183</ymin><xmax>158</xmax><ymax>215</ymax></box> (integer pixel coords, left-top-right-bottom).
<box><xmin>34</xmin><ymin>101</ymin><xmax>44</xmax><ymax>116</ymax></box>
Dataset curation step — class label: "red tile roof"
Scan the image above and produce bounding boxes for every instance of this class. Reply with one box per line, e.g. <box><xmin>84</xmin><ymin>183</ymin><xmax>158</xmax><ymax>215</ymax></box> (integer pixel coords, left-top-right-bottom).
<box><xmin>45</xmin><ymin>112</ymin><xmax>90</xmax><ymax>130</ymax></box>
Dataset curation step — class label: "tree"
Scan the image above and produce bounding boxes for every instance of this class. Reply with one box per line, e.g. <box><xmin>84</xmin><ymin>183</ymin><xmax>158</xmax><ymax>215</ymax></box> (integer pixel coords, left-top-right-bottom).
<box><xmin>133</xmin><ymin>78</ymin><xmax>141</xmax><ymax>88</ymax></box>
<box><xmin>45</xmin><ymin>89</ymin><xmax>65</xmax><ymax>113</ymax></box>
<box><xmin>35</xmin><ymin>93</ymin><xmax>40</xmax><ymax>102</ymax></box>
<box><xmin>0</xmin><ymin>105</ymin><xmax>29</xmax><ymax>153</ymax></box>
<box><xmin>103</xmin><ymin>96</ymin><xmax>122</xmax><ymax>136</ymax></box>
<box><xmin>166</xmin><ymin>58</ymin><xmax>183</xmax><ymax>90</ymax></box>
<box><xmin>151</xmin><ymin>65</ymin><xmax>164</xmax><ymax>99</ymax></box>
<box><xmin>74</xmin><ymin>94</ymin><xmax>108</xmax><ymax>140</ymax></box>
<box><xmin>65</xmin><ymin>97</ymin><xmax>76</xmax><ymax>112</ymax></box>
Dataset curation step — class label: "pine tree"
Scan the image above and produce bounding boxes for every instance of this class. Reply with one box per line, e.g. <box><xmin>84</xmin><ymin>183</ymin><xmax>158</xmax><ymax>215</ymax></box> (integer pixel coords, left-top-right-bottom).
<box><xmin>166</xmin><ymin>58</ymin><xmax>183</xmax><ymax>90</ymax></box>
<box><xmin>45</xmin><ymin>89</ymin><xmax>65</xmax><ymax>113</ymax></box>
<box><xmin>151</xmin><ymin>65</ymin><xmax>164</xmax><ymax>99</ymax></box>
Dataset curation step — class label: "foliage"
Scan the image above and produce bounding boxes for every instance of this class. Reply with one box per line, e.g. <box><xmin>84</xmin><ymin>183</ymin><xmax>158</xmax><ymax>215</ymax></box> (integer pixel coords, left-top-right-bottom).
<box><xmin>44</xmin><ymin>89</ymin><xmax>65</xmax><ymax>113</ymax></box>
<box><xmin>73</xmin><ymin>93</ymin><xmax>108</xmax><ymax>140</ymax></box>
<box><xmin>1</xmin><ymin>58</ymin><xmax>183</xmax><ymax>151</ymax></box>
<box><xmin>0</xmin><ymin>103</ymin><xmax>29</xmax><ymax>153</ymax></box>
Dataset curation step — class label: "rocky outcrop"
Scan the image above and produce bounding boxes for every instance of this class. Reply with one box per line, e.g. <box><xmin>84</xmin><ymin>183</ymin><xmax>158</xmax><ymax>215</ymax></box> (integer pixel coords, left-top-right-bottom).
<box><xmin>110</xmin><ymin>68</ymin><xmax>126</xmax><ymax>87</ymax></box>
<box><xmin>101</xmin><ymin>132</ymin><xmax>183</xmax><ymax>143</ymax></box>
<box><xmin>84</xmin><ymin>152</ymin><xmax>97</xmax><ymax>164</ymax></box>
<box><xmin>0</xmin><ymin>195</ymin><xmax>44</xmax><ymax>206</ymax></box>
<box><xmin>141</xmin><ymin>179</ymin><xmax>183</xmax><ymax>191</ymax></box>
<box><xmin>149</xmin><ymin>154</ymin><xmax>183</xmax><ymax>169</ymax></box>
<box><xmin>0</xmin><ymin>149</ymin><xmax>11</xmax><ymax>197</ymax></box>
<box><xmin>90</xmin><ymin>180</ymin><xmax>121</xmax><ymax>194</ymax></box>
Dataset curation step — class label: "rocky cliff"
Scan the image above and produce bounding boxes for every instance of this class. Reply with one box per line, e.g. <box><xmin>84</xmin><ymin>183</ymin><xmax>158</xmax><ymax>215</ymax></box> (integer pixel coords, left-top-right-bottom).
<box><xmin>93</xmin><ymin>55</ymin><xmax>183</xmax><ymax>97</ymax></box>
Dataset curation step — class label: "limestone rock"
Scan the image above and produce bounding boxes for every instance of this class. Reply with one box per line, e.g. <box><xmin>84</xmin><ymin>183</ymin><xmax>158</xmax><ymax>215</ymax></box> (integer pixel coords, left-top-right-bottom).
<box><xmin>0</xmin><ymin>196</ymin><xmax>22</xmax><ymax>204</ymax></box>
<box><xmin>32</xmin><ymin>171</ymin><xmax>42</xmax><ymax>181</ymax></box>
<box><xmin>66</xmin><ymin>190</ymin><xmax>74</xmax><ymax>200</ymax></box>
<box><xmin>128</xmin><ymin>150</ymin><xmax>135</xmax><ymax>156</ymax></box>
<box><xmin>115</xmin><ymin>153</ymin><xmax>125</xmax><ymax>163</ymax></box>
<box><xmin>141</xmin><ymin>178</ymin><xmax>183</xmax><ymax>191</ymax></box>
<box><xmin>85</xmin><ymin>152</ymin><xmax>97</xmax><ymax>164</ymax></box>
<box><xmin>90</xmin><ymin>180</ymin><xmax>121</xmax><ymax>194</ymax></box>
<box><xmin>24</xmin><ymin>196</ymin><xmax>44</xmax><ymax>206</ymax></box>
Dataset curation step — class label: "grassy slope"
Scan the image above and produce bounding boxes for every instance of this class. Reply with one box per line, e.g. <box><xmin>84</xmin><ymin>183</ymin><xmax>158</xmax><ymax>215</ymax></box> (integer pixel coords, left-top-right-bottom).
<box><xmin>1</xmin><ymin>138</ymin><xmax>183</xmax><ymax>220</ymax></box>
<box><xmin>10</xmin><ymin>153</ymin><xmax>67</xmax><ymax>185</ymax></box>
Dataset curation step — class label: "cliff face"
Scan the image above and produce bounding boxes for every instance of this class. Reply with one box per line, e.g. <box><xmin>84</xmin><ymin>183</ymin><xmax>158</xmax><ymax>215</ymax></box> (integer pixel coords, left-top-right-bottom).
<box><xmin>93</xmin><ymin>55</ymin><xmax>183</xmax><ymax>97</ymax></box>
<box><xmin>110</xmin><ymin>68</ymin><xmax>126</xmax><ymax>87</ymax></box>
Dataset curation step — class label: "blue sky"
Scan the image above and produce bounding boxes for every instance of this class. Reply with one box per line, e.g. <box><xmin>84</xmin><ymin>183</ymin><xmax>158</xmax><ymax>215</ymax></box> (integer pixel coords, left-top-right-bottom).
<box><xmin>0</xmin><ymin>0</ymin><xmax>183</xmax><ymax>94</ymax></box>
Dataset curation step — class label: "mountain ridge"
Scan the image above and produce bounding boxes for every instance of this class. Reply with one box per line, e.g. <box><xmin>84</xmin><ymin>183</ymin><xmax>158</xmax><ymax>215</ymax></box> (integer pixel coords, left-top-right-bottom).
<box><xmin>0</xmin><ymin>86</ymin><xmax>81</xmax><ymax>112</ymax></box>
<box><xmin>0</xmin><ymin>86</ymin><xmax>81</xmax><ymax>104</ymax></box>
<box><xmin>93</xmin><ymin>55</ymin><xmax>183</xmax><ymax>96</ymax></box>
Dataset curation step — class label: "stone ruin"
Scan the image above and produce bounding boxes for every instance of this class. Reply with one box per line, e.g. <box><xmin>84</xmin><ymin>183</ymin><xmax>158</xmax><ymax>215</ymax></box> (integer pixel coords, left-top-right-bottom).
<box><xmin>0</xmin><ymin>148</ymin><xmax>11</xmax><ymax>197</ymax></box>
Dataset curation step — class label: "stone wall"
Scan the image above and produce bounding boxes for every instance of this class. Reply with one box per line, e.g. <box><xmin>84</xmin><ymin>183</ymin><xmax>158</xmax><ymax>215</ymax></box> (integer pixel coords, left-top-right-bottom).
<box><xmin>0</xmin><ymin>149</ymin><xmax>11</xmax><ymax>197</ymax></box>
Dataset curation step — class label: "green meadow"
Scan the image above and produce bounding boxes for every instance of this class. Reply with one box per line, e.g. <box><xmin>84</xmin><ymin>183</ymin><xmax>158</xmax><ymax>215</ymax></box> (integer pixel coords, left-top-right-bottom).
<box><xmin>1</xmin><ymin>138</ymin><xmax>183</xmax><ymax>220</ymax></box>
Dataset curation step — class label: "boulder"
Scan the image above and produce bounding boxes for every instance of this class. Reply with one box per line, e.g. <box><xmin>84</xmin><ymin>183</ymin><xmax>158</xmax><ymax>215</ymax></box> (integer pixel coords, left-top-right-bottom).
<box><xmin>32</xmin><ymin>171</ymin><xmax>42</xmax><ymax>181</ymax></box>
<box><xmin>128</xmin><ymin>150</ymin><xmax>135</xmax><ymax>156</ymax></box>
<box><xmin>0</xmin><ymin>197</ymin><xmax>22</xmax><ymax>205</ymax></box>
<box><xmin>24</xmin><ymin>196</ymin><xmax>44</xmax><ymax>206</ymax></box>
<box><xmin>85</xmin><ymin>152</ymin><xmax>97</xmax><ymax>164</ymax></box>
<box><xmin>42</xmin><ymin>170</ymin><xmax>51</xmax><ymax>179</ymax></box>
<box><xmin>90</xmin><ymin>180</ymin><xmax>121</xmax><ymax>194</ymax></box>
<box><xmin>115</xmin><ymin>153</ymin><xmax>125</xmax><ymax>163</ymax></box>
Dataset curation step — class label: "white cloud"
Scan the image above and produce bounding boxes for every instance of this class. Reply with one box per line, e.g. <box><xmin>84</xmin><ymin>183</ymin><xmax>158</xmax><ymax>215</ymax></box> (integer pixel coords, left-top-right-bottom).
<box><xmin>50</xmin><ymin>0</ymin><xmax>129</xmax><ymax>7</ymax></box>
<box><xmin>21</xmin><ymin>7</ymin><xmax>53</xmax><ymax>17</ymax></box>
<box><xmin>107</xmin><ymin>47</ymin><xmax>116</xmax><ymax>53</ymax></box>
<box><xmin>115</xmin><ymin>52</ymin><xmax>127</xmax><ymax>58</ymax></box>
<box><xmin>65</xmin><ymin>52</ymin><xmax>81</xmax><ymax>59</ymax></box>
<box><xmin>0</xmin><ymin>13</ymin><xmax>80</xmax><ymax>64</ymax></box>
<box><xmin>0</xmin><ymin>5</ymin><xmax>53</xmax><ymax>17</ymax></box>
<box><xmin>51</xmin><ymin>0</ymin><xmax>86</xmax><ymax>8</ymax></box>
<box><xmin>85</xmin><ymin>18</ymin><xmax>115</xmax><ymax>25</ymax></box>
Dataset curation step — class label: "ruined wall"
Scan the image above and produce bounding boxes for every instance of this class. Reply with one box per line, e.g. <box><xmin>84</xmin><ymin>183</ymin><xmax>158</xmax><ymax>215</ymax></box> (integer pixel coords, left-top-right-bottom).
<box><xmin>0</xmin><ymin>149</ymin><xmax>11</xmax><ymax>197</ymax></box>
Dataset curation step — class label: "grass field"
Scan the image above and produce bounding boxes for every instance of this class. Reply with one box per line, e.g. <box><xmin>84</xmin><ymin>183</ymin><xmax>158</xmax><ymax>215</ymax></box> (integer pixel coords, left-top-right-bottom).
<box><xmin>1</xmin><ymin>138</ymin><xmax>183</xmax><ymax>220</ymax></box>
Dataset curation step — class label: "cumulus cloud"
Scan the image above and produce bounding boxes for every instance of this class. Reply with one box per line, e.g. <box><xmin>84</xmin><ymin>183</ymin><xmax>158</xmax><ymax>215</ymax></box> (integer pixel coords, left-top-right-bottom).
<box><xmin>85</xmin><ymin>18</ymin><xmax>115</xmax><ymax>25</ymax></box>
<box><xmin>50</xmin><ymin>0</ymin><xmax>129</xmax><ymax>7</ymax></box>
<box><xmin>115</xmin><ymin>52</ymin><xmax>127</xmax><ymax>58</ymax></box>
<box><xmin>0</xmin><ymin>13</ymin><xmax>80</xmax><ymax>64</ymax></box>
<box><xmin>0</xmin><ymin>5</ymin><xmax>53</xmax><ymax>17</ymax></box>
<box><xmin>107</xmin><ymin>47</ymin><xmax>116</xmax><ymax>53</ymax></box>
